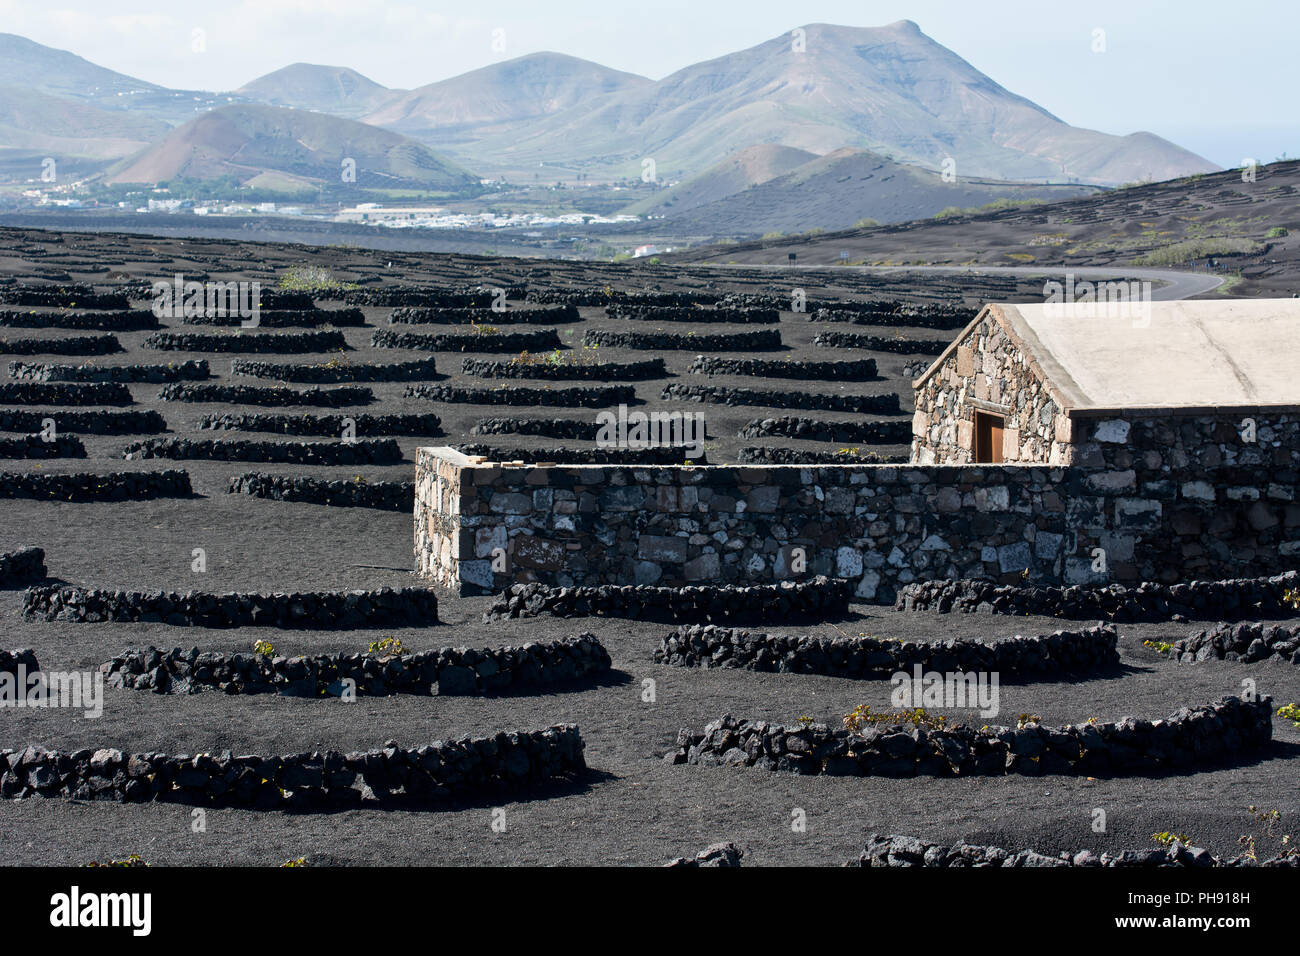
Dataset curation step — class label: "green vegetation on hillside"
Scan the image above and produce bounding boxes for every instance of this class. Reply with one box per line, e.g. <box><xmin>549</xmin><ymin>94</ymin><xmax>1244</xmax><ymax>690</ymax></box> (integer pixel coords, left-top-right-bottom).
<box><xmin>1132</xmin><ymin>237</ymin><xmax>1262</xmax><ymax>266</ymax></box>
<box><xmin>933</xmin><ymin>198</ymin><xmax>1046</xmax><ymax>219</ymax></box>
<box><xmin>277</xmin><ymin>265</ymin><xmax>358</xmax><ymax>293</ymax></box>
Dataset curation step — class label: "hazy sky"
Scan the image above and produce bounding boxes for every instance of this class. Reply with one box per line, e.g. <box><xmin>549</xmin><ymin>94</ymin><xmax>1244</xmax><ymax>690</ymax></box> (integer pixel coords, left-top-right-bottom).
<box><xmin>2</xmin><ymin>0</ymin><xmax>1294</xmax><ymax>167</ymax></box>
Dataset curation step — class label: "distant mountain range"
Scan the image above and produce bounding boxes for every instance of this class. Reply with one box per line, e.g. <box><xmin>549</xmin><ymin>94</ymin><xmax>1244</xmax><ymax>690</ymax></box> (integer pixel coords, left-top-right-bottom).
<box><xmin>0</xmin><ymin>85</ymin><xmax>167</xmax><ymax>159</ymax></box>
<box><xmin>0</xmin><ymin>22</ymin><xmax>1218</xmax><ymax>232</ymax></box>
<box><xmin>455</xmin><ymin>21</ymin><xmax>1216</xmax><ymax>185</ymax></box>
<box><xmin>106</xmin><ymin>104</ymin><xmax>478</xmax><ymax>193</ymax></box>
<box><xmin>630</xmin><ymin>145</ymin><xmax>1105</xmax><ymax>235</ymax></box>
<box><xmin>0</xmin><ymin>32</ymin><xmax>248</xmax><ymax>130</ymax></box>
<box><xmin>235</xmin><ymin>64</ymin><xmax>401</xmax><ymax>121</ymax></box>
<box><xmin>363</xmin><ymin>52</ymin><xmax>651</xmax><ymax>146</ymax></box>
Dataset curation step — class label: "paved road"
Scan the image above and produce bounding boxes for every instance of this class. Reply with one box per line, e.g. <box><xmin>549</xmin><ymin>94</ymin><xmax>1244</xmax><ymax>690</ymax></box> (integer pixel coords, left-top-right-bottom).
<box><xmin>703</xmin><ymin>263</ymin><xmax>1225</xmax><ymax>300</ymax></box>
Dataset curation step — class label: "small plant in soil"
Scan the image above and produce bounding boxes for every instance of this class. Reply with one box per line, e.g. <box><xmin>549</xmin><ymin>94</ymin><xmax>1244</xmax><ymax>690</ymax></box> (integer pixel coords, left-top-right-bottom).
<box><xmin>1239</xmin><ymin>806</ymin><xmax>1296</xmax><ymax>862</ymax></box>
<box><xmin>277</xmin><ymin>265</ymin><xmax>356</xmax><ymax>293</ymax></box>
<box><xmin>843</xmin><ymin>704</ymin><xmax>950</xmax><ymax>733</ymax></box>
<box><xmin>85</xmin><ymin>854</ymin><xmax>150</xmax><ymax>867</ymax></box>
<box><xmin>368</xmin><ymin>636</ymin><xmax>407</xmax><ymax>656</ymax></box>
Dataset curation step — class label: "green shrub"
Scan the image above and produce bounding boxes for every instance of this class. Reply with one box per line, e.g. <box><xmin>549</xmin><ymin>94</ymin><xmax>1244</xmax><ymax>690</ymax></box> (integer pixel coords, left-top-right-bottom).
<box><xmin>1132</xmin><ymin>237</ymin><xmax>1262</xmax><ymax>266</ymax></box>
<box><xmin>277</xmin><ymin>265</ymin><xmax>356</xmax><ymax>292</ymax></box>
<box><xmin>368</xmin><ymin>636</ymin><xmax>407</xmax><ymax>656</ymax></box>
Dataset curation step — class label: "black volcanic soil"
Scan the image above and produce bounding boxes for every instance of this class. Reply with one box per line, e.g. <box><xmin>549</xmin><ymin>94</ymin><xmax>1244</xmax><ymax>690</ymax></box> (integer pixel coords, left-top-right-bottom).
<box><xmin>0</xmin><ymin>226</ymin><xmax>1296</xmax><ymax>867</ymax></box>
<box><xmin>0</xmin><ymin>223</ymin><xmax>1099</xmax><ymax>465</ymax></box>
<box><xmin>680</xmin><ymin>160</ymin><xmax>1300</xmax><ymax>297</ymax></box>
<box><xmin>1</xmin><ymin>511</ymin><xmax>1298</xmax><ymax>867</ymax></box>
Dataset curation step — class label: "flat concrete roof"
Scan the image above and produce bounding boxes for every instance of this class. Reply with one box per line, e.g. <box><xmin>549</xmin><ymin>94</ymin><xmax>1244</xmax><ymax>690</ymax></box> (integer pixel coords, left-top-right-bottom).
<box><xmin>917</xmin><ymin>298</ymin><xmax>1300</xmax><ymax>414</ymax></box>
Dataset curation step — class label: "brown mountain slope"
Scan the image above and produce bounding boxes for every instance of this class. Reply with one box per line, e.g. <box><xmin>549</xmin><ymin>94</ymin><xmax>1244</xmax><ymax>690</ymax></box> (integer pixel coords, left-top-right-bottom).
<box><xmin>621</xmin><ymin>144</ymin><xmax>818</xmax><ymax>217</ymax></box>
<box><xmin>466</xmin><ymin>21</ymin><xmax>1216</xmax><ymax>186</ymax></box>
<box><xmin>0</xmin><ymin>85</ymin><xmax>168</xmax><ymax>159</ymax></box>
<box><xmin>0</xmin><ymin>32</ymin><xmax>162</xmax><ymax>99</ymax></box>
<box><xmin>363</xmin><ymin>52</ymin><xmax>651</xmax><ymax>143</ymax></box>
<box><xmin>236</xmin><ymin>64</ymin><xmax>403</xmax><ymax>120</ymax></box>
<box><xmin>0</xmin><ymin>32</ymin><xmax>251</xmax><ymax>126</ymax></box>
<box><xmin>106</xmin><ymin>104</ymin><xmax>478</xmax><ymax>190</ymax></box>
<box><xmin>638</xmin><ymin>147</ymin><xmax>1100</xmax><ymax>237</ymax></box>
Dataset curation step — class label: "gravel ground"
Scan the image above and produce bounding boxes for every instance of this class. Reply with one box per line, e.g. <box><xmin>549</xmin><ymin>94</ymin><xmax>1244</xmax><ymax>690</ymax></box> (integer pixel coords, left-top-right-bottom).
<box><xmin>2</xmin><ymin>491</ymin><xmax>1298</xmax><ymax>867</ymax></box>
<box><xmin>0</xmin><ymin>229</ymin><xmax>1296</xmax><ymax>868</ymax></box>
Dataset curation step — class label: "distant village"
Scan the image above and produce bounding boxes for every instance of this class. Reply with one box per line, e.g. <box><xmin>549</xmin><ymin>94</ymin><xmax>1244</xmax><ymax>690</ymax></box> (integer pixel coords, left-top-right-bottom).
<box><xmin>6</xmin><ymin>178</ymin><xmax>669</xmax><ymax>255</ymax></box>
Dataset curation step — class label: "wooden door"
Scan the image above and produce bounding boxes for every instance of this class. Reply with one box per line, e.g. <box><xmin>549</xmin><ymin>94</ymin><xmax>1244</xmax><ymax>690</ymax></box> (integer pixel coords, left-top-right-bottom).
<box><xmin>974</xmin><ymin>412</ymin><xmax>1004</xmax><ymax>463</ymax></box>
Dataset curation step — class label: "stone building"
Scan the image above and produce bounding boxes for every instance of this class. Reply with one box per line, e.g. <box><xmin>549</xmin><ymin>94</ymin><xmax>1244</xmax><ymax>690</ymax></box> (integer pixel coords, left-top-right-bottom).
<box><xmin>911</xmin><ymin>298</ymin><xmax>1298</xmax><ymax>466</ymax></box>
<box><xmin>416</xmin><ymin>299</ymin><xmax>1300</xmax><ymax>597</ymax></box>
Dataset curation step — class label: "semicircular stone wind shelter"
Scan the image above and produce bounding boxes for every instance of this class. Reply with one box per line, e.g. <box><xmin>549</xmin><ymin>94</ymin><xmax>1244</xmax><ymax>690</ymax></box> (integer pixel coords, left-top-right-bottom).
<box><xmin>415</xmin><ymin>299</ymin><xmax>1300</xmax><ymax>600</ymax></box>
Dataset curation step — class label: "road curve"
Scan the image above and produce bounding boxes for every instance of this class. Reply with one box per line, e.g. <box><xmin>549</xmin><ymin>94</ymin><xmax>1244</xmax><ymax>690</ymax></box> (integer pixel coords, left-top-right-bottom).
<box><xmin>699</xmin><ymin>263</ymin><xmax>1225</xmax><ymax>301</ymax></box>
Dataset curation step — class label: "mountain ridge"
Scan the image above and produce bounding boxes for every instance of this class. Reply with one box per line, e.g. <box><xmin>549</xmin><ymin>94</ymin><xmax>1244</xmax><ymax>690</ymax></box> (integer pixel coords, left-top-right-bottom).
<box><xmin>455</xmin><ymin>21</ymin><xmax>1215</xmax><ymax>185</ymax></box>
<box><xmin>236</xmin><ymin>63</ymin><xmax>403</xmax><ymax>120</ymax></box>
<box><xmin>636</xmin><ymin>145</ymin><xmax>1103</xmax><ymax>236</ymax></box>
<box><xmin>106</xmin><ymin>104</ymin><xmax>478</xmax><ymax>191</ymax></box>
<box><xmin>0</xmin><ymin>22</ymin><xmax>1218</xmax><ymax>196</ymax></box>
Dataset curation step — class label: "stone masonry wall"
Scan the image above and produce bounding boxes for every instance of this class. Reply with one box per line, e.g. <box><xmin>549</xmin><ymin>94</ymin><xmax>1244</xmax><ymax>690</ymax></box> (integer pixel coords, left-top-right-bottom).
<box><xmin>907</xmin><ymin>308</ymin><xmax>1300</xmax><ymax>584</ymax></box>
<box><xmin>418</xmin><ymin>448</ymin><xmax>1069</xmax><ymax>600</ymax></box>
<box><xmin>912</xmin><ymin>311</ymin><xmax>1072</xmax><ymax>465</ymax></box>
<box><xmin>416</xmin><ymin>442</ymin><xmax>1300</xmax><ymax>598</ymax></box>
<box><xmin>1066</xmin><ymin>413</ymin><xmax>1300</xmax><ymax>584</ymax></box>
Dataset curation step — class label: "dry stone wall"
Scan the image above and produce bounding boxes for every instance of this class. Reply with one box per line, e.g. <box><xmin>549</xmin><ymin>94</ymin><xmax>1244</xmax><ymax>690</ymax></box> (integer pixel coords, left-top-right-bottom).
<box><xmin>0</xmin><ymin>408</ymin><xmax>166</xmax><ymax>434</ymax></box>
<box><xmin>896</xmin><ymin>570</ymin><xmax>1299</xmax><ymax>621</ymax></box>
<box><xmin>406</xmin><ymin>383</ymin><xmax>634</xmax><ymax>408</ymax></box>
<box><xmin>24</xmin><ymin>585</ymin><xmax>438</xmax><ymax>628</ymax></box>
<box><xmin>1162</xmin><ymin>621</ymin><xmax>1300</xmax><ymax>664</ymax></box>
<box><xmin>416</xmin><ymin>445</ymin><xmax>1300</xmax><ymax>599</ymax></box>
<box><xmin>0</xmin><ymin>469</ymin><xmax>191</xmax><ymax>500</ymax></box>
<box><xmin>910</xmin><ymin>312</ymin><xmax>1300</xmax><ymax>587</ymax></box>
<box><xmin>0</xmin><ymin>382</ymin><xmax>133</xmax><ymax>405</ymax></box>
<box><xmin>0</xmin><ymin>434</ymin><xmax>85</xmax><ymax>458</ymax></box>
<box><xmin>656</xmin><ymin>623</ymin><xmax>1119</xmax><ymax>678</ymax></box>
<box><xmin>416</xmin><ymin>449</ymin><xmax>1069</xmax><ymax>599</ymax></box>
<box><xmin>227</xmin><ymin>473</ymin><xmax>414</xmax><ymax>511</ymax></box>
<box><xmin>1068</xmin><ymin>413</ymin><xmax>1300</xmax><ymax>584</ymax></box>
<box><xmin>668</xmin><ymin>697</ymin><xmax>1272</xmax><ymax>778</ymax></box>
<box><xmin>482</xmin><ymin>577</ymin><xmax>851</xmax><ymax>623</ymax></box>
<box><xmin>104</xmin><ymin>634</ymin><xmax>610</xmax><ymax>696</ymax></box>
<box><xmin>0</xmin><ymin>333</ymin><xmax>122</xmax><ymax>355</ymax></box>
<box><xmin>144</xmin><ymin>330</ymin><xmax>346</xmax><ymax>353</ymax></box>
<box><xmin>0</xmin><ymin>547</ymin><xmax>46</xmax><ymax>586</ymax></box>
<box><xmin>0</xmin><ymin>726</ymin><xmax>584</xmax><ymax>807</ymax></box>
<box><xmin>854</xmin><ymin>834</ymin><xmax>1298</xmax><ymax>867</ymax></box>
<box><xmin>0</xmin><ymin>310</ymin><xmax>157</xmax><ymax>331</ymax></box>
<box><xmin>123</xmin><ymin>437</ymin><xmax>402</xmax><ymax>466</ymax></box>
<box><xmin>160</xmin><ymin>383</ymin><xmax>374</xmax><ymax>407</ymax></box>
<box><xmin>8</xmin><ymin>359</ymin><xmax>209</xmax><ymax>383</ymax></box>
<box><xmin>231</xmin><ymin>357</ymin><xmax>439</xmax><ymax>383</ymax></box>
